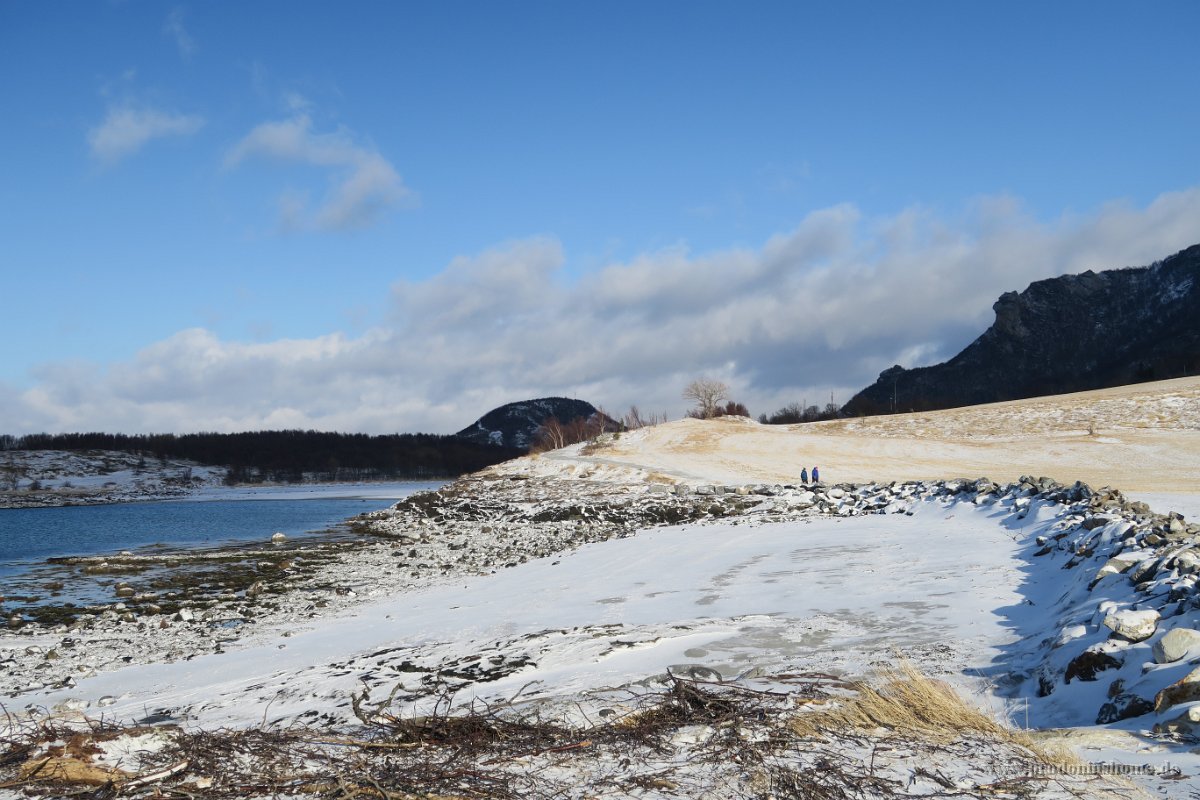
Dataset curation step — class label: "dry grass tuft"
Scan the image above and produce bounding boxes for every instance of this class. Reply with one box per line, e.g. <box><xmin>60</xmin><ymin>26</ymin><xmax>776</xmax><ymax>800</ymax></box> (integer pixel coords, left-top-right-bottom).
<box><xmin>790</xmin><ymin>661</ymin><xmax>1079</xmax><ymax>772</ymax></box>
<box><xmin>791</xmin><ymin>662</ymin><xmax>1009</xmax><ymax>743</ymax></box>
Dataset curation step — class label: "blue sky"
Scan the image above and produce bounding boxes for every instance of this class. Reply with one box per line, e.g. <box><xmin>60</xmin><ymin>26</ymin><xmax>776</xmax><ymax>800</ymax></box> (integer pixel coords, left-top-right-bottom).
<box><xmin>2</xmin><ymin>1</ymin><xmax>1199</xmax><ymax>434</ymax></box>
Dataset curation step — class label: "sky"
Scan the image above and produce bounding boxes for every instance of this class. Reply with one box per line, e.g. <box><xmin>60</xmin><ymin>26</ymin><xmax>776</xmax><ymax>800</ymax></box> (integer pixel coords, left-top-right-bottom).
<box><xmin>1</xmin><ymin>1</ymin><xmax>1199</xmax><ymax>436</ymax></box>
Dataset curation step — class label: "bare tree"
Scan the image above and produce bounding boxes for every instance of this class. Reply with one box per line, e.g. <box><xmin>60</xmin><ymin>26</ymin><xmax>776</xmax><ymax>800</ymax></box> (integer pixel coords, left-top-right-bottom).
<box><xmin>683</xmin><ymin>378</ymin><xmax>730</xmax><ymax>419</ymax></box>
<box><xmin>533</xmin><ymin>417</ymin><xmax>567</xmax><ymax>451</ymax></box>
<box><xmin>623</xmin><ymin>406</ymin><xmax>668</xmax><ymax>430</ymax></box>
<box><xmin>2</xmin><ymin>455</ymin><xmax>22</xmax><ymax>491</ymax></box>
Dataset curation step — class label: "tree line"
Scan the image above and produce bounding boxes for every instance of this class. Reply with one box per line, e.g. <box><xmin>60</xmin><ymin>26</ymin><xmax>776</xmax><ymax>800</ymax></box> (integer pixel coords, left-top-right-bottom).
<box><xmin>0</xmin><ymin>430</ymin><xmax>523</xmax><ymax>483</ymax></box>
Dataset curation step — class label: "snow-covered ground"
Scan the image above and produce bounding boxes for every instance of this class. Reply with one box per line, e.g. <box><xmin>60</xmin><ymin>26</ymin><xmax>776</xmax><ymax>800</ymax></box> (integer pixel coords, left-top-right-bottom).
<box><xmin>4</xmin><ymin>377</ymin><xmax>1200</xmax><ymax>796</ymax></box>
<box><xmin>7</xmin><ymin>475</ymin><xmax>1193</xmax><ymax>797</ymax></box>
<box><xmin>0</xmin><ymin>450</ymin><xmax>225</xmax><ymax>507</ymax></box>
<box><xmin>503</xmin><ymin>375</ymin><xmax>1200</xmax><ymax>493</ymax></box>
<box><xmin>30</xmin><ymin>498</ymin><xmax>1025</xmax><ymax>729</ymax></box>
<box><xmin>0</xmin><ymin>449</ymin><xmax>430</xmax><ymax>507</ymax></box>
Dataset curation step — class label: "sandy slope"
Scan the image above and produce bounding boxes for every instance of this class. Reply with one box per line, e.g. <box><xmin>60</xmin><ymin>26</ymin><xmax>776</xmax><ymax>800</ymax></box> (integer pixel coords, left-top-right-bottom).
<box><xmin>499</xmin><ymin>376</ymin><xmax>1200</xmax><ymax>493</ymax></box>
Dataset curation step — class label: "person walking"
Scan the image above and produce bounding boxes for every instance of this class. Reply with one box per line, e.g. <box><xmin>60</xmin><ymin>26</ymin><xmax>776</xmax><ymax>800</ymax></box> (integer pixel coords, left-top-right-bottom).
<box><xmin>800</xmin><ymin>467</ymin><xmax>809</xmax><ymax>484</ymax></box>
<box><xmin>812</xmin><ymin>466</ymin><xmax>820</xmax><ymax>483</ymax></box>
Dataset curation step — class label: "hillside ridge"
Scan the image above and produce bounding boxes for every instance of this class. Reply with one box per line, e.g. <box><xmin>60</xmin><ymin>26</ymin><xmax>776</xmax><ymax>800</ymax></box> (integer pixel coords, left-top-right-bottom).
<box><xmin>843</xmin><ymin>243</ymin><xmax>1200</xmax><ymax>415</ymax></box>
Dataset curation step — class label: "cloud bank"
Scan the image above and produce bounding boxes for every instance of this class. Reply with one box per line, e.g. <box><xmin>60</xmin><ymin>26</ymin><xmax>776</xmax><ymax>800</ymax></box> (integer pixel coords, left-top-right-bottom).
<box><xmin>88</xmin><ymin>106</ymin><xmax>205</xmax><ymax>164</ymax></box>
<box><xmin>226</xmin><ymin>113</ymin><xmax>411</xmax><ymax>231</ymax></box>
<box><xmin>5</xmin><ymin>189</ymin><xmax>1200</xmax><ymax>435</ymax></box>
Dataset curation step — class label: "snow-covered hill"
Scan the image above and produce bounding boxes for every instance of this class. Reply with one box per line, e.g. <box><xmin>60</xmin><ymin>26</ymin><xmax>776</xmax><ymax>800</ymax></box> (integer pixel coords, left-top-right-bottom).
<box><xmin>493</xmin><ymin>375</ymin><xmax>1200</xmax><ymax>494</ymax></box>
<box><xmin>0</xmin><ymin>450</ymin><xmax>225</xmax><ymax>508</ymax></box>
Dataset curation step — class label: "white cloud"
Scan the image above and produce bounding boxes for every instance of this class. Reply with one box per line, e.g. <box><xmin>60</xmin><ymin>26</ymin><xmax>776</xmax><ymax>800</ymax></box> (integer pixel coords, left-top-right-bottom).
<box><xmin>88</xmin><ymin>106</ymin><xmax>204</xmax><ymax>164</ymax></box>
<box><xmin>226</xmin><ymin>113</ymin><xmax>412</xmax><ymax>232</ymax></box>
<box><xmin>163</xmin><ymin>7</ymin><xmax>196</xmax><ymax>59</ymax></box>
<box><xmin>5</xmin><ymin>189</ymin><xmax>1200</xmax><ymax>435</ymax></box>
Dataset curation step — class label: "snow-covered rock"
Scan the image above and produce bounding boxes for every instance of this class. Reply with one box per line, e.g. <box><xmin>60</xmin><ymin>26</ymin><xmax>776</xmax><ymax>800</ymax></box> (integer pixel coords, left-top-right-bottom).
<box><xmin>1153</xmin><ymin>627</ymin><xmax>1200</xmax><ymax>664</ymax></box>
<box><xmin>1103</xmin><ymin>609</ymin><xmax>1160</xmax><ymax>642</ymax></box>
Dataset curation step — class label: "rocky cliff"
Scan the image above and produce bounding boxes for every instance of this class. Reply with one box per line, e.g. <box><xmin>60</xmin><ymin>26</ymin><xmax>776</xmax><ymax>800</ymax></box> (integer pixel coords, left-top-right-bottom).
<box><xmin>843</xmin><ymin>243</ymin><xmax>1200</xmax><ymax>415</ymax></box>
<box><xmin>455</xmin><ymin>397</ymin><xmax>601</xmax><ymax>450</ymax></box>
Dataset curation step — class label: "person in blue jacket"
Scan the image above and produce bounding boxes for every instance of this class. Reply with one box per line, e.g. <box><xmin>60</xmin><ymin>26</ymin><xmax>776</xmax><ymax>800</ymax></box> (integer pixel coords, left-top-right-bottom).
<box><xmin>812</xmin><ymin>466</ymin><xmax>820</xmax><ymax>483</ymax></box>
<box><xmin>800</xmin><ymin>467</ymin><xmax>809</xmax><ymax>484</ymax></box>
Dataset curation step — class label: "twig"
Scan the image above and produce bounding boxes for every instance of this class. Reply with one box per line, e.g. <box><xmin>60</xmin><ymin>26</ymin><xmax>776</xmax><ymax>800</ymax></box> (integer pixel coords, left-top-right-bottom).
<box><xmin>121</xmin><ymin>759</ymin><xmax>189</xmax><ymax>792</ymax></box>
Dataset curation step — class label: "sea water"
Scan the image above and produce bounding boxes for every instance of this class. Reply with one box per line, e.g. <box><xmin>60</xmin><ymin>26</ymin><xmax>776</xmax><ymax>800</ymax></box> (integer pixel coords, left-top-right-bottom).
<box><xmin>0</xmin><ymin>482</ymin><xmax>441</xmax><ymax>578</ymax></box>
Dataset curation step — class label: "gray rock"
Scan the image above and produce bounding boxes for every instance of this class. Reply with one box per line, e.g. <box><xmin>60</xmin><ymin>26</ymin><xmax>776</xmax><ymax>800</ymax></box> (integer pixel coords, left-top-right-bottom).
<box><xmin>1102</xmin><ymin>609</ymin><xmax>1159</xmax><ymax>642</ymax></box>
<box><xmin>1153</xmin><ymin>628</ymin><xmax>1200</xmax><ymax>664</ymax></box>
<box><xmin>1177</xmin><ymin>550</ymin><xmax>1200</xmax><ymax>575</ymax></box>
<box><xmin>1094</xmin><ymin>552</ymin><xmax>1145</xmax><ymax>581</ymax></box>
<box><xmin>1128</xmin><ymin>558</ymin><xmax>1160</xmax><ymax>584</ymax></box>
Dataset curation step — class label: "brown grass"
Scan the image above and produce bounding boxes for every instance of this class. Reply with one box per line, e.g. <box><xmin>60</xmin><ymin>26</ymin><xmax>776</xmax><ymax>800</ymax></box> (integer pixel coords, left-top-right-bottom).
<box><xmin>790</xmin><ymin>661</ymin><xmax>1077</xmax><ymax>771</ymax></box>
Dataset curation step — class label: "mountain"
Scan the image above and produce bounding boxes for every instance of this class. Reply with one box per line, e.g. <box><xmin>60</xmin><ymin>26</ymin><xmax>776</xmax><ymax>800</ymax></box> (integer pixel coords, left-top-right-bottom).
<box><xmin>455</xmin><ymin>397</ymin><xmax>601</xmax><ymax>450</ymax></box>
<box><xmin>843</xmin><ymin>243</ymin><xmax>1200</xmax><ymax>416</ymax></box>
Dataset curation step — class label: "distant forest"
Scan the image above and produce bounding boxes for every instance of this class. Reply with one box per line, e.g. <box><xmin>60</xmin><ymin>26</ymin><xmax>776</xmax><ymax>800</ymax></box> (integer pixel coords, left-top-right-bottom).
<box><xmin>0</xmin><ymin>431</ymin><xmax>523</xmax><ymax>483</ymax></box>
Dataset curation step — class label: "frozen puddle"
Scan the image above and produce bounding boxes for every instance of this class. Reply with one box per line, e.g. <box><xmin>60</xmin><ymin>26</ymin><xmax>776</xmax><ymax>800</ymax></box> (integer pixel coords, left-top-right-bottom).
<box><xmin>37</xmin><ymin>498</ymin><xmax>1027</xmax><ymax>728</ymax></box>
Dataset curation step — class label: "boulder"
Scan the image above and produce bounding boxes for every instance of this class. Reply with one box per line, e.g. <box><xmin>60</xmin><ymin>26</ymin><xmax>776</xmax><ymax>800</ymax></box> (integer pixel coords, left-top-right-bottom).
<box><xmin>1152</xmin><ymin>666</ymin><xmax>1200</xmax><ymax>714</ymax></box>
<box><xmin>1129</xmin><ymin>558</ymin><xmax>1161</xmax><ymax>584</ymax></box>
<box><xmin>1154</xmin><ymin>628</ymin><xmax>1200</xmax><ymax>664</ymax></box>
<box><xmin>1065</xmin><ymin>649</ymin><xmax>1122</xmax><ymax>683</ymax></box>
<box><xmin>1095</xmin><ymin>693</ymin><xmax>1154</xmax><ymax>724</ymax></box>
<box><xmin>1102</xmin><ymin>609</ymin><xmax>1160</xmax><ymax>642</ymax></box>
<box><xmin>1176</xmin><ymin>551</ymin><xmax>1200</xmax><ymax>575</ymax></box>
<box><xmin>1155</xmin><ymin>666</ymin><xmax>1200</xmax><ymax>712</ymax></box>
<box><xmin>1093</xmin><ymin>552</ymin><xmax>1147</xmax><ymax>581</ymax></box>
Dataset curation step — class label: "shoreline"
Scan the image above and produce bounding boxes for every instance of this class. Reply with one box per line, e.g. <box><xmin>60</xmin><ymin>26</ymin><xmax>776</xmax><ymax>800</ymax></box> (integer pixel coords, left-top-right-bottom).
<box><xmin>1</xmin><ymin>470</ymin><xmax>1198</xmax><ymax>796</ymax></box>
<box><xmin>0</xmin><ymin>481</ymin><xmax>445</xmax><ymax>628</ymax></box>
<box><xmin>0</xmin><ymin>476</ymin><xmax>455</xmax><ymax>510</ymax></box>
<box><xmin>0</xmin><ymin>472</ymin><xmax>1188</xmax><ymax>703</ymax></box>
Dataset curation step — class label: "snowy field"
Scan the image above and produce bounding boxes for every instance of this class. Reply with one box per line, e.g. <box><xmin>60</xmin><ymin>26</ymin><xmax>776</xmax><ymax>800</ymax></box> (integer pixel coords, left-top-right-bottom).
<box><xmin>507</xmin><ymin>376</ymin><xmax>1200</xmax><ymax>493</ymax></box>
<box><xmin>4</xmin><ymin>377</ymin><xmax>1200</xmax><ymax>796</ymax></box>
<box><xmin>33</xmin><ymin>498</ymin><xmax>1025</xmax><ymax>728</ymax></box>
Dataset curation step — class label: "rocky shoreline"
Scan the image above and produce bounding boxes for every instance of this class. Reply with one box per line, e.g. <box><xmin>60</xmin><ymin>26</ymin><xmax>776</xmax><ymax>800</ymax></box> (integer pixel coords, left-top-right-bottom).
<box><xmin>1</xmin><ymin>468</ymin><xmax>1197</xmax><ymax>741</ymax></box>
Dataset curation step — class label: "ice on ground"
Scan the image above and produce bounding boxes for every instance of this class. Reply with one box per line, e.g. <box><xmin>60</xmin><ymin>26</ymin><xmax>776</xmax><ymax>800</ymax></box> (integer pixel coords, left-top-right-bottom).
<box><xmin>30</xmin><ymin>499</ymin><xmax>1031</xmax><ymax>728</ymax></box>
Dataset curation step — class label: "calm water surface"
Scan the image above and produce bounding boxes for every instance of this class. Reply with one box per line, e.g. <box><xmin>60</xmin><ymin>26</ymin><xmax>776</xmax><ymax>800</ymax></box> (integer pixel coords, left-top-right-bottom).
<box><xmin>0</xmin><ymin>482</ymin><xmax>440</xmax><ymax>578</ymax></box>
